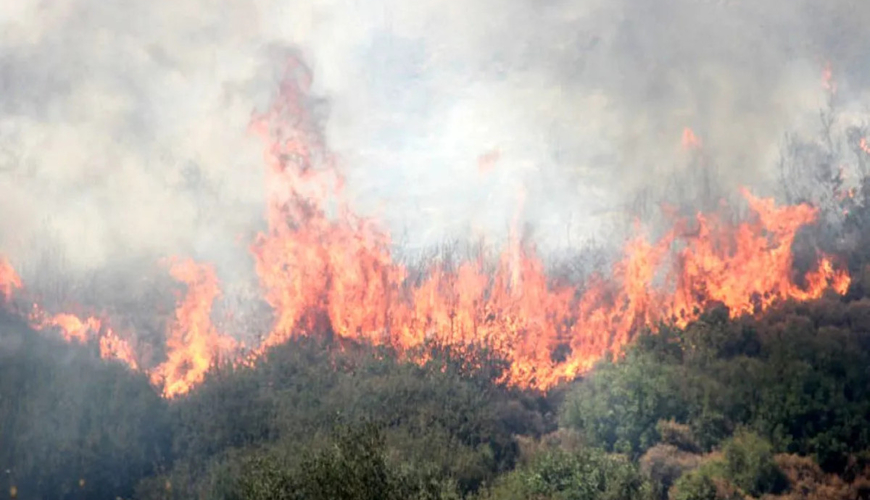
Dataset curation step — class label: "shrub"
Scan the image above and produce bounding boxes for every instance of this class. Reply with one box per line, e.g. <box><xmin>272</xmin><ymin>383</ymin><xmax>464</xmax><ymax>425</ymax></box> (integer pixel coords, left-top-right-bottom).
<box><xmin>480</xmin><ymin>446</ymin><xmax>653</xmax><ymax>500</ymax></box>
<box><xmin>668</xmin><ymin>470</ymin><xmax>718</xmax><ymax>500</ymax></box>
<box><xmin>639</xmin><ymin>444</ymin><xmax>702</xmax><ymax>495</ymax></box>
<box><xmin>720</xmin><ymin>430</ymin><xmax>787</xmax><ymax>497</ymax></box>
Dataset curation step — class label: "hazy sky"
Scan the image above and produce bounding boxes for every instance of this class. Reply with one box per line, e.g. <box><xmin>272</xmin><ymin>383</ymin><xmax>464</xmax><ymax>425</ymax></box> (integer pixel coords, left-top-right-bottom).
<box><xmin>1</xmin><ymin>0</ymin><xmax>869</xmax><ymax>276</ymax></box>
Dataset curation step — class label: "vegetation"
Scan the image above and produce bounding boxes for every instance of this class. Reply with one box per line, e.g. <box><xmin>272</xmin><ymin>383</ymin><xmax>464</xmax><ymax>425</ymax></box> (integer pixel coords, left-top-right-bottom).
<box><xmin>6</xmin><ymin>100</ymin><xmax>870</xmax><ymax>498</ymax></box>
<box><xmin>3</xmin><ymin>279</ymin><xmax>870</xmax><ymax>499</ymax></box>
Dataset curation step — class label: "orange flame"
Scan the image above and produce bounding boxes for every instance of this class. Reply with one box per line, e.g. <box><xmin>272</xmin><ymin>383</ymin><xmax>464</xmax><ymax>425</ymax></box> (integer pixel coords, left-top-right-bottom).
<box><xmin>0</xmin><ymin>59</ymin><xmax>854</xmax><ymax>396</ymax></box>
<box><xmin>149</xmin><ymin>259</ymin><xmax>237</xmax><ymax>398</ymax></box>
<box><xmin>823</xmin><ymin>62</ymin><xmax>837</xmax><ymax>95</ymax></box>
<box><xmin>35</xmin><ymin>312</ymin><xmax>102</xmax><ymax>343</ymax></box>
<box><xmin>682</xmin><ymin>127</ymin><xmax>702</xmax><ymax>150</ymax></box>
<box><xmin>98</xmin><ymin>329</ymin><xmax>140</xmax><ymax>370</ymax></box>
<box><xmin>241</xmin><ymin>64</ymin><xmax>850</xmax><ymax>389</ymax></box>
<box><xmin>0</xmin><ymin>257</ymin><xmax>21</xmax><ymax>301</ymax></box>
<box><xmin>27</xmin><ymin>306</ymin><xmax>140</xmax><ymax>370</ymax></box>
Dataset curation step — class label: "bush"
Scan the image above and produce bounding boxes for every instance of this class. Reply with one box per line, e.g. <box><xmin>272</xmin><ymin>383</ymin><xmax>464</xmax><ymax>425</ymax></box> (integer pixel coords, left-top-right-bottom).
<box><xmin>228</xmin><ymin>423</ymin><xmax>461</xmax><ymax>500</ymax></box>
<box><xmin>657</xmin><ymin>420</ymin><xmax>701</xmax><ymax>454</ymax></box>
<box><xmin>668</xmin><ymin>470</ymin><xmax>718</xmax><ymax>500</ymax></box>
<box><xmin>480</xmin><ymin>446</ymin><xmax>653</xmax><ymax>500</ymax></box>
<box><xmin>720</xmin><ymin>430</ymin><xmax>787</xmax><ymax>497</ymax></box>
<box><xmin>560</xmin><ymin>353</ymin><xmax>690</xmax><ymax>456</ymax></box>
<box><xmin>639</xmin><ymin>444</ymin><xmax>702</xmax><ymax>495</ymax></box>
<box><xmin>138</xmin><ymin>336</ymin><xmax>552</xmax><ymax>497</ymax></box>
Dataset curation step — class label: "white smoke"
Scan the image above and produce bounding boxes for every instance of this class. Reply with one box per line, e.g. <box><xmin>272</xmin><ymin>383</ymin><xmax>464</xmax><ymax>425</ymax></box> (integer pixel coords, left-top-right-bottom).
<box><xmin>1</xmin><ymin>0</ymin><xmax>869</xmax><ymax>277</ymax></box>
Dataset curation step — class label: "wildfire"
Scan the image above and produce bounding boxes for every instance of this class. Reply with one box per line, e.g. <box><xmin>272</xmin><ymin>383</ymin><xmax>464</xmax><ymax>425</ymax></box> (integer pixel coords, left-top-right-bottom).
<box><xmin>0</xmin><ymin>59</ymin><xmax>854</xmax><ymax>397</ymax></box>
<box><xmin>28</xmin><ymin>306</ymin><xmax>140</xmax><ymax>370</ymax></box>
<box><xmin>149</xmin><ymin>259</ymin><xmax>238</xmax><ymax>398</ymax></box>
<box><xmin>823</xmin><ymin>61</ymin><xmax>837</xmax><ymax>95</ymax></box>
<box><xmin>0</xmin><ymin>258</ymin><xmax>21</xmax><ymax>301</ymax></box>
<box><xmin>682</xmin><ymin>127</ymin><xmax>702</xmax><ymax>150</ymax></box>
<box><xmin>34</xmin><ymin>312</ymin><xmax>102</xmax><ymax>343</ymax></box>
<box><xmin>236</xmin><ymin>63</ymin><xmax>852</xmax><ymax>389</ymax></box>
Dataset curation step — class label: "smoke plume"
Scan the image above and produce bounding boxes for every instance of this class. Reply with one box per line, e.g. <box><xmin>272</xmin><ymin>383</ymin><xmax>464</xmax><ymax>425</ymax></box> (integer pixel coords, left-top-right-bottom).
<box><xmin>1</xmin><ymin>0</ymin><xmax>869</xmax><ymax>278</ymax></box>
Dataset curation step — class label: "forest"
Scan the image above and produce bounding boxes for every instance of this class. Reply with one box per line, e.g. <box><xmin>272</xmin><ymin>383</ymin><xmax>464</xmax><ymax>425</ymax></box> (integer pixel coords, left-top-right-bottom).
<box><xmin>4</xmin><ymin>48</ymin><xmax>870</xmax><ymax>500</ymax></box>
<box><xmin>6</xmin><ymin>278</ymin><xmax>870</xmax><ymax>500</ymax></box>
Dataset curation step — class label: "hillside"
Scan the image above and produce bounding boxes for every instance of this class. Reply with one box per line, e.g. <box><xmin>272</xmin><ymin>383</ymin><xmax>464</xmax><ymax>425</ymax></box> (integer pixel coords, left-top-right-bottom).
<box><xmin>3</xmin><ymin>29</ymin><xmax>870</xmax><ymax>500</ymax></box>
<box><xmin>4</xmin><ymin>283</ymin><xmax>870</xmax><ymax>499</ymax></box>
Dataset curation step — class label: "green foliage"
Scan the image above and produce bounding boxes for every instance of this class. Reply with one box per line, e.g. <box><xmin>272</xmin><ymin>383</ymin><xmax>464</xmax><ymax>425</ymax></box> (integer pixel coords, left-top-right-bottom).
<box><xmin>225</xmin><ymin>423</ymin><xmax>461</xmax><ymax>500</ymax></box>
<box><xmin>480</xmin><ymin>446</ymin><xmax>653</xmax><ymax>500</ymax></box>
<box><xmin>233</xmin><ymin>453</ymin><xmax>296</xmax><ymax>500</ymax></box>
<box><xmin>293</xmin><ymin>423</ymin><xmax>400</xmax><ymax>500</ymax></box>
<box><xmin>638</xmin><ymin>443</ymin><xmax>702</xmax><ymax>496</ymax></box>
<box><xmin>560</xmin><ymin>347</ymin><xmax>690</xmax><ymax>456</ymax></box>
<box><xmin>143</xmin><ymin>336</ymin><xmax>552</xmax><ymax>497</ymax></box>
<box><xmin>656</xmin><ymin>420</ymin><xmax>700</xmax><ymax>454</ymax></box>
<box><xmin>720</xmin><ymin>430</ymin><xmax>787</xmax><ymax>497</ymax></box>
<box><xmin>8</xmin><ymin>283</ymin><xmax>870</xmax><ymax>500</ymax></box>
<box><xmin>560</xmin><ymin>301</ymin><xmax>870</xmax><ymax>469</ymax></box>
<box><xmin>668</xmin><ymin>470</ymin><xmax>718</xmax><ymax>500</ymax></box>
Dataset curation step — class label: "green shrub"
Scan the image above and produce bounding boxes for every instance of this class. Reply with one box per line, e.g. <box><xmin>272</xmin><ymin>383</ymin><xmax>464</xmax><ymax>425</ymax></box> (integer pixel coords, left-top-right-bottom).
<box><xmin>668</xmin><ymin>470</ymin><xmax>717</xmax><ymax>500</ymax></box>
<box><xmin>480</xmin><ymin>446</ymin><xmax>653</xmax><ymax>500</ymax></box>
<box><xmin>720</xmin><ymin>430</ymin><xmax>787</xmax><ymax>497</ymax></box>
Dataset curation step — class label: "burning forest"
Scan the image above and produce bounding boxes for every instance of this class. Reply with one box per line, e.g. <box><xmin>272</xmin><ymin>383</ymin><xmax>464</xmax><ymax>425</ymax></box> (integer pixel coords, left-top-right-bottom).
<box><xmin>0</xmin><ymin>58</ymin><xmax>855</xmax><ymax>399</ymax></box>
<box><xmin>4</xmin><ymin>2</ymin><xmax>870</xmax><ymax>499</ymax></box>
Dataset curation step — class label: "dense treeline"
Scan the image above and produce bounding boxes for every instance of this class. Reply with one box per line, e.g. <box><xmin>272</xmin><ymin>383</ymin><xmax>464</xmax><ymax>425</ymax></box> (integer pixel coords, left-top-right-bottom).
<box><xmin>5</xmin><ymin>283</ymin><xmax>870</xmax><ymax>499</ymax></box>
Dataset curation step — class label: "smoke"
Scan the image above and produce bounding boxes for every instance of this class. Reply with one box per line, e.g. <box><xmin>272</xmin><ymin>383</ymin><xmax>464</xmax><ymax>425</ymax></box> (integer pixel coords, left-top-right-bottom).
<box><xmin>1</xmin><ymin>0</ymin><xmax>869</xmax><ymax>278</ymax></box>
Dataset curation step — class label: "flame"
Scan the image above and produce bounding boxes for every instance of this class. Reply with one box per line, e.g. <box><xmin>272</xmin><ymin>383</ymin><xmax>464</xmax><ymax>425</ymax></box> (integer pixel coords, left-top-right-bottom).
<box><xmin>99</xmin><ymin>329</ymin><xmax>140</xmax><ymax>370</ymax></box>
<box><xmin>860</xmin><ymin>138</ymin><xmax>870</xmax><ymax>156</ymax></box>
<box><xmin>823</xmin><ymin>62</ymin><xmax>837</xmax><ymax>95</ymax></box>
<box><xmin>669</xmin><ymin>189</ymin><xmax>849</xmax><ymax>320</ymax></box>
<box><xmin>27</xmin><ymin>307</ymin><xmax>140</xmax><ymax>370</ymax></box>
<box><xmin>0</xmin><ymin>59</ymin><xmax>854</xmax><ymax>396</ymax></box>
<box><xmin>149</xmin><ymin>259</ymin><xmax>237</xmax><ymax>398</ymax></box>
<box><xmin>241</xmin><ymin>65</ymin><xmax>850</xmax><ymax>389</ymax></box>
<box><xmin>682</xmin><ymin>127</ymin><xmax>702</xmax><ymax>150</ymax></box>
<box><xmin>35</xmin><ymin>312</ymin><xmax>102</xmax><ymax>343</ymax></box>
<box><xmin>0</xmin><ymin>257</ymin><xmax>21</xmax><ymax>301</ymax></box>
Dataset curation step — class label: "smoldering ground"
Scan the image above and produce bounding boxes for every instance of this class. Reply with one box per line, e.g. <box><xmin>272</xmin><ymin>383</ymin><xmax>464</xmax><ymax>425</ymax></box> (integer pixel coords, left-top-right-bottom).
<box><xmin>1</xmin><ymin>0</ymin><xmax>869</xmax><ymax>286</ymax></box>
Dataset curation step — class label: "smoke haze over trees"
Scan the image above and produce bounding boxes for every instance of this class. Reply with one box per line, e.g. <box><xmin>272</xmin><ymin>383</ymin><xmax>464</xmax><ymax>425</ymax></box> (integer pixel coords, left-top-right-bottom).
<box><xmin>4</xmin><ymin>1</ymin><xmax>870</xmax><ymax>500</ymax></box>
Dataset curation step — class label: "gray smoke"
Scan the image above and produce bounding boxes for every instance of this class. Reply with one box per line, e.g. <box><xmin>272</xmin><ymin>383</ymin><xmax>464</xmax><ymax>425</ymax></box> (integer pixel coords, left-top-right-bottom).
<box><xmin>1</xmin><ymin>0</ymin><xmax>869</xmax><ymax>280</ymax></box>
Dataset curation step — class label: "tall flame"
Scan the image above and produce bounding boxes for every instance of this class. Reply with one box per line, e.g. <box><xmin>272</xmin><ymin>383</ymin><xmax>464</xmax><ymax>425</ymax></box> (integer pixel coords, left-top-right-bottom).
<box><xmin>149</xmin><ymin>259</ymin><xmax>238</xmax><ymax>398</ymax></box>
<box><xmin>0</xmin><ymin>59</ymin><xmax>853</xmax><ymax>396</ymax></box>
<box><xmin>241</xmin><ymin>63</ymin><xmax>850</xmax><ymax>389</ymax></box>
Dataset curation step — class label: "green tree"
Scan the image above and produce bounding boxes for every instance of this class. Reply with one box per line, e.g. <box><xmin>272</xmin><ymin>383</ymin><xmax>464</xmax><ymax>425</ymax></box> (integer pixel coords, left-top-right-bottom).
<box><xmin>480</xmin><ymin>447</ymin><xmax>652</xmax><ymax>500</ymax></box>
<box><xmin>720</xmin><ymin>430</ymin><xmax>787</xmax><ymax>497</ymax></box>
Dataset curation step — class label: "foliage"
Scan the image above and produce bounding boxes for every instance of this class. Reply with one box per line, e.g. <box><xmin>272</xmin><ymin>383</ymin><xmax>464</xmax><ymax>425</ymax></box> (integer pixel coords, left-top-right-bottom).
<box><xmin>479</xmin><ymin>446</ymin><xmax>653</xmax><ymax>500</ymax></box>
<box><xmin>768</xmin><ymin>453</ymin><xmax>870</xmax><ymax>500</ymax></box>
<box><xmin>639</xmin><ymin>444</ymin><xmax>702</xmax><ymax>496</ymax></box>
<box><xmin>668</xmin><ymin>470</ymin><xmax>719</xmax><ymax>500</ymax></box>
<box><xmin>8</xmin><ymin>264</ymin><xmax>870</xmax><ymax>500</ymax></box>
<box><xmin>0</xmin><ymin>312</ymin><xmax>169</xmax><ymax>500</ymax></box>
<box><xmin>560</xmin><ymin>301</ymin><xmax>870</xmax><ymax>470</ymax></box>
<box><xmin>560</xmin><ymin>335</ymin><xmax>691</xmax><ymax>456</ymax></box>
<box><xmin>132</xmin><ymin>335</ymin><xmax>553</xmax><ymax>498</ymax></box>
<box><xmin>720</xmin><ymin>430</ymin><xmax>787</xmax><ymax>497</ymax></box>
